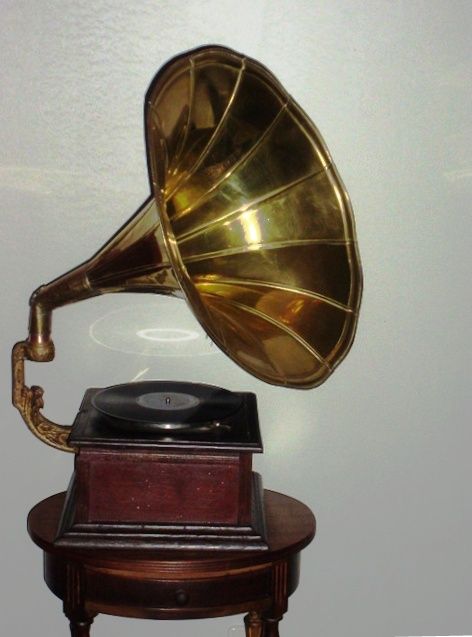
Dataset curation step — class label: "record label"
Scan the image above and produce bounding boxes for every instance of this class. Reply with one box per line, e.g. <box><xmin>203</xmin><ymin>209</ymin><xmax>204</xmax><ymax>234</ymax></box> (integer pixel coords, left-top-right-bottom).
<box><xmin>136</xmin><ymin>392</ymin><xmax>201</xmax><ymax>411</ymax></box>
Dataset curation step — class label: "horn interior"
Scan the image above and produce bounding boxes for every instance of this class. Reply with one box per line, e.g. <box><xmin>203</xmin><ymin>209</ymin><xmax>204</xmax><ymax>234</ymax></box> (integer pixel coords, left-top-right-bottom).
<box><xmin>145</xmin><ymin>46</ymin><xmax>362</xmax><ymax>388</ymax></box>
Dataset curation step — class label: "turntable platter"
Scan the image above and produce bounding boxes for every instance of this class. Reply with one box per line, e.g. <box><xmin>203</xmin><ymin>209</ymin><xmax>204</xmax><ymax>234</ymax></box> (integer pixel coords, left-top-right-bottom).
<box><xmin>91</xmin><ymin>381</ymin><xmax>243</xmax><ymax>434</ymax></box>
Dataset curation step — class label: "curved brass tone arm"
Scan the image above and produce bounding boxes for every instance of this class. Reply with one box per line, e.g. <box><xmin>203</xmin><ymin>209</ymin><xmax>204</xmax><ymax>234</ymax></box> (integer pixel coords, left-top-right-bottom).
<box><xmin>11</xmin><ymin>265</ymin><xmax>92</xmax><ymax>452</ymax></box>
<box><xmin>12</xmin><ymin>341</ymin><xmax>75</xmax><ymax>453</ymax></box>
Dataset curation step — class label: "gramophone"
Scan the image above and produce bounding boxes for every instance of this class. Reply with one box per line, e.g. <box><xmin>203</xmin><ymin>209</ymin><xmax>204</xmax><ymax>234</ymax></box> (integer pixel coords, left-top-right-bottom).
<box><xmin>12</xmin><ymin>46</ymin><xmax>362</xmax><ymax>552</ymax></box>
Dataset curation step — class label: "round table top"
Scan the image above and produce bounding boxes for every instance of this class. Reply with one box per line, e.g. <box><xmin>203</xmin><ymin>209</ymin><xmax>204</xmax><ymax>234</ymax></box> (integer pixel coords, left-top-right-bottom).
<box><xmin>28</xmin><ymin>490</ymin><xmax>315</xmax><ymax>574</ymax></box>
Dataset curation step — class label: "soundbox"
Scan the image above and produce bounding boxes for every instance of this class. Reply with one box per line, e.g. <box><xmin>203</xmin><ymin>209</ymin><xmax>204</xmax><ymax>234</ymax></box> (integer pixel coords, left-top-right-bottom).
<box><xmin>12</xmin><ymin>45</ymin><xmax>362</xmax><ymax>550</ymax></box>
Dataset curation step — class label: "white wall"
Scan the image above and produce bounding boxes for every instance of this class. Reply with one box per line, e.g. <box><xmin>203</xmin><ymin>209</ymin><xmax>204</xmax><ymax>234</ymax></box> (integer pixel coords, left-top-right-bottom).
<box><xmin>1</xmin><ymin>2</ymin><xmax>471</xmax><ymax>636</ymax></box>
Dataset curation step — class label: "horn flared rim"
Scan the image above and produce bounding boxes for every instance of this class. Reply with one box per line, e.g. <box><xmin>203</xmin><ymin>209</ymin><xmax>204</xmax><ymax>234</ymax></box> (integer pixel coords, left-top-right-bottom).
<box><xmin>145</xmin><ymin>45</ymin><xmax>362</xmax><ymax>389</ymax></box>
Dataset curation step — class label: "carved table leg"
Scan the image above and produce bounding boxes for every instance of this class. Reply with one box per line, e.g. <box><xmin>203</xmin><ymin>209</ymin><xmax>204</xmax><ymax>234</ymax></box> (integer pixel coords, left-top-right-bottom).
<box><xmin>68</xmin><ymin>617</ymin><xmax>94</xmax><ymax>637</ymax></box>
<box><xmin>262</xmin><ymin>558</ymin><xmax>289</xmax><ymax>636</ymax></box>
<box><xmin>63</xmin><ymin>562</ymin><xmax>95</xmax><ymax>636</ymax></box>
<box><xmin>262</xmin><ymin>615</ymin><xmax>282</xmax><ymax>637</ymax></box>
<box><xmin>244</xmin><ymin>611</ymin><xmax>263</xmax><ymax>637</ymax></box>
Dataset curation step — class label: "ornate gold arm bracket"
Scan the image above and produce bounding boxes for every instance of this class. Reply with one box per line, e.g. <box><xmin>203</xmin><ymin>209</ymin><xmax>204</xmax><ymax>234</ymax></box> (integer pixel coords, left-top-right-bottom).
<box><xmin>12</xmin><ymin>341</ymin><xmax>74</xmax><ymax>453</ymax></box>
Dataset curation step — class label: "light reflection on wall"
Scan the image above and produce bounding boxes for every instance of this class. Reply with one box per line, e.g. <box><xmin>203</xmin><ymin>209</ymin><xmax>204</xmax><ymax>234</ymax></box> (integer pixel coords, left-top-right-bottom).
<box><xmin>89</xmin><ymin>298</ymin><xmax>219</xmax><ymax>358</ymax></box>
<box><xmin>136</xmin><ymin>328</ymin><xmax>199</xmax><ymax>343</ymax></box>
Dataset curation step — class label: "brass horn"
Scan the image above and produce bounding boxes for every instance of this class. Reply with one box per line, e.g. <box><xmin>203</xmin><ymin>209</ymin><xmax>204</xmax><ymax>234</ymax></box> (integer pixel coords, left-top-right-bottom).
<box><xmin>12</xmin><ymin>45</ymin><xmax>362</xmax><ymax>452</ymax></box>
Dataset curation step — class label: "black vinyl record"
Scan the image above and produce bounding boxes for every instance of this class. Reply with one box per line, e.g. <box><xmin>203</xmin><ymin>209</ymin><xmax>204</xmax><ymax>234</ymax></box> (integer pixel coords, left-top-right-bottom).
<box><xmin>92</xmin><ymin>381</ymin><xmax>243</xmax><ymax>434</ymax></box>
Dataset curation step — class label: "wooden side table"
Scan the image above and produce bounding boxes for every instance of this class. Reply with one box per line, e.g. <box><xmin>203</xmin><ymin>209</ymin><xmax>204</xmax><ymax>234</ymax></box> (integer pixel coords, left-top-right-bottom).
<box><xmin>28</xmin><ymin>490</ymin><xmax>315</xmax><ymax>636</ymax></box>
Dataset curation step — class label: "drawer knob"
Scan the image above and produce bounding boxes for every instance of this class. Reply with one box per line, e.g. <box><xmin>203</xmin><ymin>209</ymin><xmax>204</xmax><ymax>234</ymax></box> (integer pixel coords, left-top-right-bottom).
<box><xmin>175</xmin><ymin>589</ymin><xmax>189</xmax><ymax>606</ymax></box>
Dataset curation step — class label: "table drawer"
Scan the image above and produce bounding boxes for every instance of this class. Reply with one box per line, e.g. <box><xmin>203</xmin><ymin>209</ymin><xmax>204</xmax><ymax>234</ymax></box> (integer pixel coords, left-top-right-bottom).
<box><xmin>85</xmin><ymin>567</ymin><xmax>272</xmax><ymax>611</ymax></box>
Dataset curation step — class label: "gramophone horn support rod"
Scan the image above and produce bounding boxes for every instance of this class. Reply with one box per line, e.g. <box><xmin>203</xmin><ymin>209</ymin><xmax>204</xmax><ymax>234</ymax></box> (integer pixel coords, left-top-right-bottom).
<box><xmin>11</xmin><ymin>264</ymin><xmax>94</xmax><ymax>452</ymax></box>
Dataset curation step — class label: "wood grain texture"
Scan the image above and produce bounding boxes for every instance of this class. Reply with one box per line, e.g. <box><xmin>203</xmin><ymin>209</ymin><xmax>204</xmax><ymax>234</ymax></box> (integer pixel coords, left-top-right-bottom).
<box><xmin>56</xmin><ymin>471</ymin><xmax>267</xmax><ymax>551</ymax></box>
<box><xmin>78</xmin><ymin>450</ymin><xmax>244</xmax><ymax>525</ymax></box>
